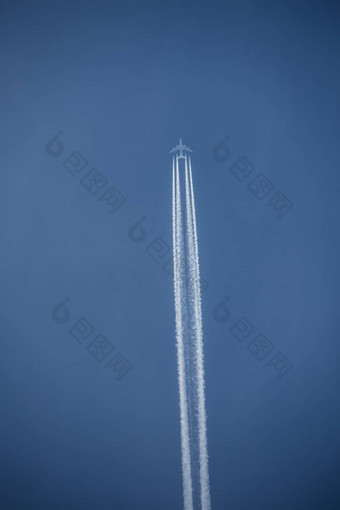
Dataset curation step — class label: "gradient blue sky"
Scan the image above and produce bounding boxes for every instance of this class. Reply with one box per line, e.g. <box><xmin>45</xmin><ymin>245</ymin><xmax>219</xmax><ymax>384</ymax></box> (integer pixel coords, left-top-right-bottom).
<box><xmin>1</xmin><ymin>1</ymin><xmax>340</xmax><ymax>508</ymax></box>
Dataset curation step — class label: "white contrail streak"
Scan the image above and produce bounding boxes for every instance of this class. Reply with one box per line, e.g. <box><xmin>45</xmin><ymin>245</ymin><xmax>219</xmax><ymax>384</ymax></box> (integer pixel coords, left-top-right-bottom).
<box><xmin>172</xmin><ymin>153</ymin><xmax>211</xmax><ymax>510</ymax></box>
<box><xmin>173</xmin><ymin>156</ymin><xmax>194</xmax><ymax>510</ymax></box>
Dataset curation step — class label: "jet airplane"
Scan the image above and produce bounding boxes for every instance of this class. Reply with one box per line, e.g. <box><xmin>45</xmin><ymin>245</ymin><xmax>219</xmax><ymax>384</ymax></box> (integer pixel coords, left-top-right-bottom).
<box><xmin>170</xmin><ymin>138</ymin><xmax>193</xmax><ymax>159</ymax></box>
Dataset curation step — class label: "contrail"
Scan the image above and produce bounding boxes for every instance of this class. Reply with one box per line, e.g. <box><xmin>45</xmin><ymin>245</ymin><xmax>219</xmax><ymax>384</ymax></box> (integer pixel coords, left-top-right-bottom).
<box><xmin>172</xmin><ymin>142</ymin><xmax>211</xmax><ymax>510</ymax></box>
<box><xmin>173</xmin><ymin>155</ymin><xmax>194</xmax><ymax>510</ymax></box>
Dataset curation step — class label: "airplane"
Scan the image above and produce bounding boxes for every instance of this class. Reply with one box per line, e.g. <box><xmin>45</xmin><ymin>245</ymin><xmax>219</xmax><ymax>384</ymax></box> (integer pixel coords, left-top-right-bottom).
<box><xmin>170</xmin><ymin>138</ymin><xmax>193</xmax><ymax>159</ymax></box>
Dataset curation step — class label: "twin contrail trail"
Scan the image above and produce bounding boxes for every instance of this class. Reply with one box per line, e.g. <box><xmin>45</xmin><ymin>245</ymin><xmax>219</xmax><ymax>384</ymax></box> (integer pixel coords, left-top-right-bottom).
<box><xmin>171</xmin><ymin>140</ymin><xmax>211</xmax><ymax>510</ymax></box>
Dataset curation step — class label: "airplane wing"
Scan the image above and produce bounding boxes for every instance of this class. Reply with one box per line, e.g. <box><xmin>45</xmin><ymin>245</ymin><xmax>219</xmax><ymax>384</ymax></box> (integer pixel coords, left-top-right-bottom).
<box><xmin>169</xmin><ymin>140</ymin><xmax>193</xmax><ymax>154</ymax></box>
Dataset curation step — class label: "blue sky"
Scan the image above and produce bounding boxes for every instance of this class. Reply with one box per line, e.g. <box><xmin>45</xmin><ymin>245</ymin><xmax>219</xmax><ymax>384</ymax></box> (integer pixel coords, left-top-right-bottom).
<box><xmin>1</xmin><ymin>1</ymin><xmax>340</xmax><ymax>508</ymax></box>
